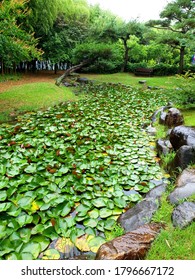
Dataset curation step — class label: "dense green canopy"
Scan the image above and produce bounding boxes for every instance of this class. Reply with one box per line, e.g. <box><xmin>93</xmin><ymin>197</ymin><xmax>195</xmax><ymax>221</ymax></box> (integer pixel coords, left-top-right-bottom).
<box><xmin>0</xmin><ymin>0</ymin><xmax>195</xmax><ymax>74</ymax></box>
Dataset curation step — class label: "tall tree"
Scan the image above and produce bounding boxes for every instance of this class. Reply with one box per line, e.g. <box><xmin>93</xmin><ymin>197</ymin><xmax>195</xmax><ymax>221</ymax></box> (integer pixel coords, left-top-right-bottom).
<box><xmin>147</xmin><ymin>0</ymin><xmax>195</xmax><ymax>73</ymax></box>
<box><xmin>0</xmin><ymin>0</ymin><xmax>42</xmax><ymax>74</ymax></box>
<box><xmin>24</xmin><ymin>0</ymin><xmax>60</xmax><ymax>36</ymax></box>
<box><xmin>117</xmin><ymin>21</ymin><xmax>145</xmax><ymax>72</ymax></box>
<box><xmin>41</xmin><ymin>0</ymin><xmax>90</xmax><ymax>73</ymax></box>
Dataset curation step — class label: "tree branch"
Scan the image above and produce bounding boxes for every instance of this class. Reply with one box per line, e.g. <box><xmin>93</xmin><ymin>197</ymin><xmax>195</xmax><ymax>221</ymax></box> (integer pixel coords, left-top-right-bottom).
<box><xmin>55</xmin><ymin>58</ymin><xmax>95</xmax><ymax>86</ymax></box>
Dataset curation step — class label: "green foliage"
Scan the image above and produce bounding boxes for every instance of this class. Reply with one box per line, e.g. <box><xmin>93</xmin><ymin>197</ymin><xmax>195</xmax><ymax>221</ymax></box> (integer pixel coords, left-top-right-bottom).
<box><xmin>72</xmin><ymin>42</ymin><xmax>123</xmax><ymax>73</ymax></box>
<box><xmin>126</xmin><ymin>62</ymin><xmax>148</xmax><ymax>73</ymax></box>
<box><xmin>147</xmin><ymin>0</ymin><xmax>195</xmax><ymax>73</ymax></box>
<box><xmin>153</xmin><ymin>63</ymin><xmax>178</xmax><ymax>76</ymax></box>
<box><xmin>147</xmin><ymin>189</ymin><xmax>195</xmax><ymax>260</ymax></box>
<box><xmin>0</xmin><ymin>74</ymin><xmax>21</xmax><ymax>82</ymax></box>
<box><xmin>175</xmin><ymin>71</ymin><xmax>195</xmax><ymax>95</ymax></box>
<box><xmin>104</xmin><ymin>224</ymin><xmax>125</xmax><ymax>241</ymax></box>
<box><xmin>25</xmin><ymin>0</ymin><xmax>60</xmax><ymax>35</ymax></box>
<box><xmin>160</xmin><ymin>151</ymin><xmax>176</xmax><ymax>172</ymax></box>
<box><xmin>0</xmin><ymin>0</ymin><xmax>42</xmax><ymax>71</ymax></box>
<box><xmin>72</xmin><ymin>42</ymin><xmax>113</xmax><ymax>63</ymax></box>
<box><xmin>83</xmin><ymin>43</ymin><xmax>123</xmax><ymax>73</ymax></box>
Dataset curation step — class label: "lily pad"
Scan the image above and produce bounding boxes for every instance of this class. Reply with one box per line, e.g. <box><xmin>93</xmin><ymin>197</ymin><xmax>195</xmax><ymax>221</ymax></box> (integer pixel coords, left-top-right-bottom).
<box><xmin>88</xmin><ymin>236</ymin><xmax>106</xmax><ymax>253</ymax></box>
<box><xmin>42</xmin><ymin>249</ymin><xmax>60</xmax><ymax>260</ymax></box>
<box><xmin>99</xmin><ymin>208</ymin><xmax>113</xmax><ymax>218</ymax></box>
<box><xmin>83</xmin><ymin>218</ymin><xmax>98</xmax><ymax>228</ymax></box>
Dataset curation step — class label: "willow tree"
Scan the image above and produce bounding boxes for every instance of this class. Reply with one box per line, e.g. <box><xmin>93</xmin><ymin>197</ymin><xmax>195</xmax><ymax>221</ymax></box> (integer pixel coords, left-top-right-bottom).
<box><xmin>147</xmin><ymin>0</ymin><xmax>195</xmax><ymax>73</ymax></box>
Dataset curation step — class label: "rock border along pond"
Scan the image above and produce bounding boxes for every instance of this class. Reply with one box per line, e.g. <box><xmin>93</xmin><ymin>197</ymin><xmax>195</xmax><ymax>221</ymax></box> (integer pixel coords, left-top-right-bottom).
<box><xmin>96</xmin><ymin>106</ymin><xmax>195</xmax><ymax>260</ymax></box>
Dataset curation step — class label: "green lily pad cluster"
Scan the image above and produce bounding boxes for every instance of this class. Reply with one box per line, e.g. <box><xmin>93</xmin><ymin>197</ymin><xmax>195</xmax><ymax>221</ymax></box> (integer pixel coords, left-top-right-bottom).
<box><xmin>0</xmin><ymin>83</ymin><xmax>169</xmax><ymax>259</ymax></box>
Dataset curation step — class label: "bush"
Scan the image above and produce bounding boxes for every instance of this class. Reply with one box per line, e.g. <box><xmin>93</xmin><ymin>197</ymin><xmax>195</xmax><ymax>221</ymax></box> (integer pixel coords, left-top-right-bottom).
<box><xmin>126</xmin><ymin>62</ymin><xmax>148</xmax><ymax>73</ymax></box>
<box><xmin>82</xmin><ymin>58</ymin><xmax>122</xmax><ymax>74</ymax></box>
<box><xmin>184</xmin><ymin>65</ymin><xmax>195</xmax><ymax>74</ymax></box>
<box><xmin>72</xmin><ymin>42</ymin><xmax>123</xmax><ymax>73</ymax></box>
<box><xmin>152</xmin><ymin>63</ymin><xmax>178</xmax><ymax>76</ymax></box>
<box><xmin>127</xmin><ymin>62</ymin><xmax>178</xmax><ymax>76</ymax></box>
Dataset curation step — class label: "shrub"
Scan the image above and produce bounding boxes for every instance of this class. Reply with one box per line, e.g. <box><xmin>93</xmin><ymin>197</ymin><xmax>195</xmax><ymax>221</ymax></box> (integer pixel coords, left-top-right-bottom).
<box><xmin>152</xmin><ymin>63</ymin><xmax>178</xmax><ymax>76</ymax></box>
<box><xmin>184</xmin><ymin>65</ymin><xmax>195</xmax><ymax>73</ymax></box>
<box><xmin>126</xmin><ymin>62</ymin><xmax>148</xmax><ymax>73</ymax></box>
<box><xmin>72</xmin><ymin>42</ymin><xmax>123</xmax><ymax>74</ymax></box>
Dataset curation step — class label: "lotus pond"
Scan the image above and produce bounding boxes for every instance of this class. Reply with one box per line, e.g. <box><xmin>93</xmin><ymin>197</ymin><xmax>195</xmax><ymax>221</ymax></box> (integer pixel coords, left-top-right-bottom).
<box><xmin>0</xmin><ymin>83</ymin><xmax>171</xmax><ymax>260</ymax></box>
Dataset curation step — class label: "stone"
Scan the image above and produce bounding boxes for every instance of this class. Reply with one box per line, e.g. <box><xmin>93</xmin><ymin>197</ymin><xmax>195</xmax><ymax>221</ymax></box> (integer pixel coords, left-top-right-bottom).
<box><xmin>159</xmin><ymin>111</ymin><xmax>167</xmax><ymax>125</ymax></box>
<box><xmin>170</xmin><ymin>125</ymin><xmax>195</xmax><ymax>151</ymax></box>
<box><xmin>168</xmin><ymin>182</ymin><xmax>195</xmax><ymax>204</ymax></box>
<box><xmin>146</xmin><ymin>126</ymin><xmax>157</xmax><ymax>136</ymax></box>
<box><xmin>172</xmin><ymin>202</ymin><xmax>195</xmax><ymax>228</ymax></box>
<box><xmin>164</xmin><ymin>108</ymin><xmax>184</xmax><ymax>128</ymax></box>
<box><xmin>77</xmin><ymin>77</ymin><xmax>89</xmax><ymax>84</ymax></box>
<box><xmin>139</xmin><ymin>80</ymin><xmax>147</xmax><ymax>84</ymax></box>
<box><xmin>63</xmin><ymin>82</ymin><xmax>72</xmax><ymax>87</ymax></box>
<box><xmin>145</xmin><ymin>183</ymin><xmax>167</xmax><ymax>199</ymax></box>
<box><xmin>172</xmin><ymin>145</ymin><xmax>195</xmax><ymax>171</ymax></box>
<box><xmin>176</xmin><ymin>168</ymin><xmax>195</xmax><ymax>187</ymax></box>
<box><xmin>95</xmin><ymin>223</ymin><xmax>163</xmax><ymax>260</ymax></box>
<box><xmin>151</xmin><ymin>107</ymin><xmax>164</xmax><ymax>123</ymax></box>
<box><xmin>156</xmin><ymin>139</ymin><xmax>172</xmax><ymax>155</ymax></box>
<box><xmin>118</xmin><ymin>198</ymin><xmax>160</xmax><ymax>232</ymax></box>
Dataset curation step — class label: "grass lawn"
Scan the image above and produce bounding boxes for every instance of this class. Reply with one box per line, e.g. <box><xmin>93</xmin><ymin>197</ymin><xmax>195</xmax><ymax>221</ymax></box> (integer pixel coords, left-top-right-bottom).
<box><xmin>0</xmin><ymin>82</ymin><xmax>78</xmax><ymax>123</ymax></box>
<box><xmin>80</xmin><ymin>72</ymin><xmax>184</xmax><ymax>89</ymax></box>
<box><xmin>182</xmin><ymin>108</ymin><xmax>195</xmax><ymax>126</ymax></box>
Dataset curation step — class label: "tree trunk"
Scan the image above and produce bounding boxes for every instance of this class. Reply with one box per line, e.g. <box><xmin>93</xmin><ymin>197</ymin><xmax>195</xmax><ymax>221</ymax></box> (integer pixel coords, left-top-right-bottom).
<box><xmin>55</xmin><ymin>58</ymin><xmax>93</xmax><ymax>86</ymax></box>
<box><xmin>121</xmin><ymin>35</ymin><xmax>130</xmax><ymax>72</ymax></box>
<box><xmin>54</xmin><ymin>63</ymin><xmax>58</xmax><ymax>75</ymax></box>
<box><xmin>179</xmin><ymin>46</ymin><xmax>185</xmax><ymax>74</ymax></box>
<box><xmin>1</xmin><ymin>61</ymin><xmax>4</xmax><ymax>75</ymax></box>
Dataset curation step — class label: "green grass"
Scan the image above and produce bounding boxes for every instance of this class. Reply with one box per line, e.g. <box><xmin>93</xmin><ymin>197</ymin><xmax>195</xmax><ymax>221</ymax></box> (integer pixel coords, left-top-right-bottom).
<box><xmin>0</xmin><ymin>82</ymin><xmax>78</xmax><ymax>123</ymax></box>
<box><xmin>182</xmin><ymin>109</ymin><xmax>195</xmax><ymax>126</ymax></box>
<box><xmin>81</xmin><ymin>72</ymin><xmax>187</xmax><ymax>89</ymax></box>
<box><xmin>147</xmin><ymin>193</ymin><xmax>195</xmax><ymax>260</ymax></box>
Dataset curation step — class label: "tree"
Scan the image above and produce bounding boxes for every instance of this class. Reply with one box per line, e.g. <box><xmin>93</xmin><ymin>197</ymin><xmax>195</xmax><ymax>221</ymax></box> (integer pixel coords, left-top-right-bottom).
<box><xmin>0</xmin><ymin>0</ymin><xmax>42</xmax><ymax>74</ymax></box>
<box><xmin>41</xmin><ymin>0</ymin><xmax>90</xmax><ymax>73</ymax></box>
<box><xmin>106</xmin><ymin>20</ymin><xmax>145</xmax><ymax>72</ymax></box>
<box><xmin>147</xmin><ymin>0</ymin><xmax>195</xmax><ymax>73</ymax></box>
<box><xmin>55</xmin><ymin>42</ymin><xmax>115</xmax><ymax>85</ymax></box>
<box><xmin>23</xmin><ymin>0</ymin><xmax>60</xmax><ymax>36</ymax></box>
<box><xmin>88</xmin><ymin>6</ymin><xmax>145</xmax><ymax>72</ymax></box>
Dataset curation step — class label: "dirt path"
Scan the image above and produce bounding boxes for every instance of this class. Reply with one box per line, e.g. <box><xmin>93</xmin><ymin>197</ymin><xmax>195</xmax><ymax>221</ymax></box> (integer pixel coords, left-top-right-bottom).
<box><xmin>0</xmin><ymin>71</ymin><xmax>64</xmax><ymax>93</ymax></box>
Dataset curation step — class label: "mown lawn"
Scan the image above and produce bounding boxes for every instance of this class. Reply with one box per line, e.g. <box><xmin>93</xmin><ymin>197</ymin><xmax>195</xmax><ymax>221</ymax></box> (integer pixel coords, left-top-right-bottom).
<box><xmin>0</xmin><ymin>82</ymin><xmax>78</xmax><ymax>123</ymax></box>
<box><xmin>80</xmin><ymin>72</ymin><xmax>186</xmax><ymax>89</ymax></box>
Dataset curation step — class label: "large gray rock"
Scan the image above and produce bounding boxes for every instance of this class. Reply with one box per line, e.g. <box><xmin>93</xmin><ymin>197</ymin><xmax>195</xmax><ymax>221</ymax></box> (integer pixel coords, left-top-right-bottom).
<box><xmin>168</xmin><ymin>182</ymin><xmax>195</xmax><ymax>204</ymax></box>
<box><xmin>118</xmin><ymin>198</ymin><xmax>160</xmax><ymax>232</ymax></box>
<box><xmin>145</xmin><ymin>183</ymin><xmax>167</xmax><ymax>199</ymax></box>
<box><xmin>76</xmin><ymin>77</ymin><xmax>89</xmax><ymax>84</ymax></box>
<box><xmin>172</xmin><ymin>145</ymin><xmax>195</xmax><ymax>171</ymax></box>
<box><xmin>118</xmin><ymin>183</ymin><xmax>167</xmax><ymax>232</ymax></box>
<box><xmin>172</xmin><ymin>202</ymin><xmax>195</xmax><ymax>228</ymax></box>
<box><xmin>156</xmin><ymin>139</ymin><xmax>172</xmax><ymax>155</ymax></box>
<box><xmin>159</xmin><ymin>111</ymin><xmax>167</xmax><ymax>125</ymax></box>
<box><xmin>164</xmin><ymin>108</ymin><xmax>184</xmax><ymax>128</ymax></box>
<box><xmin>176</xmin><ymin>168</ymin><xmax>195</xmax><ymax>187</ymax></box>
<box><xmin>146</xmin><ymin>126</ymin><xmax>157</xmax><ymax>136</ymax></box>
<box><xmin>96</xmin><ymin>223</ymin><xmax>163</xmax><ymax>260</ymax></box>
<box><xmin>170</xmin><ymin>125</ymin><xmax>195</xmax><ymax>151</ymax></box>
